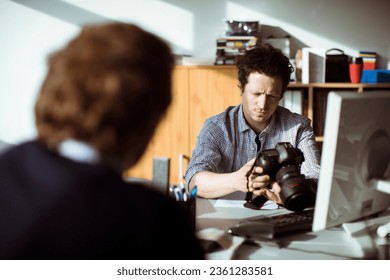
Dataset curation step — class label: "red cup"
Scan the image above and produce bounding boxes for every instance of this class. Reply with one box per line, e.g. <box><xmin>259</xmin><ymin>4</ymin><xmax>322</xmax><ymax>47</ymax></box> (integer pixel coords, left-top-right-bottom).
<box><xmin>349</xmin><ymin>57</ymin><xmax>363</xmax><ymax>83</ymax></box>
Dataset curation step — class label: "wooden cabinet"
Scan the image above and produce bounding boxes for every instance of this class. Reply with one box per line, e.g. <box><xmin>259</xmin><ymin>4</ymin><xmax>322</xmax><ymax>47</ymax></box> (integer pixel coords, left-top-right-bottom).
<box><xmin>188</xmin><ymin>67</ymin><xmax>241</xmax><ymax>150</ymax></box>
<box><xmin>125</xmin><ymin>65</ymin><xmax>390</xmax><ymax>183</ymax></box>
<box><xmin>125</xmin><ymin>67</ymin><xmax>190</xmax><ymax>183</ymax></box>
<box><xmin>125</xmin><ymin>66</ymin><xmax>241</xmax><ymax>183</ymax></box>
<box><xmin>289</xmin><ymin>82</ymin><xmax>390</xmax><ymax>145</ymax></box>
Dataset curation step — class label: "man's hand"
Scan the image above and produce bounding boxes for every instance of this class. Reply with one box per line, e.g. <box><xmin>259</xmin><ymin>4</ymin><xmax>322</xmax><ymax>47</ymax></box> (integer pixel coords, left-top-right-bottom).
<box><xmin>233</xmin><ymin>157</ymin><xmax>257</xmax><ymax>193</ymax></box>
<box><xmin>247</xmin><ymin>166</ymin><xmax>283</xmax><ymax>205</ymax></box>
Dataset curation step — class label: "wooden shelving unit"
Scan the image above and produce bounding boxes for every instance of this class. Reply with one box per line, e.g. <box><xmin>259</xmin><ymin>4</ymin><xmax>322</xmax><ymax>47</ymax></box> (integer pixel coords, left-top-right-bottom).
<box><xmin>287</xmin><ymin>82</ymin><xmax>390</xmax><ymax>144</ymax></box>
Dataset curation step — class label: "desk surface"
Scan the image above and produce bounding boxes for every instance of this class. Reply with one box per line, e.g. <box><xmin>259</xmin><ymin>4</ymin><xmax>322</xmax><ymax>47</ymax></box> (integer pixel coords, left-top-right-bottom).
<box><xmin>195</xmin><ymin>198</ymin><xmax>390</xmax><ymax>260</ymax></box>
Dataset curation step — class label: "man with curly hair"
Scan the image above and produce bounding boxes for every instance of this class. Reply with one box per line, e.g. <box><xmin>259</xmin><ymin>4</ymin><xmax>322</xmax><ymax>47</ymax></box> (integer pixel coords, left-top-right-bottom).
<box><xmin>186</xmin><ymin>44</ymin><xmax>320</xmax><ymax>208</ymax></box>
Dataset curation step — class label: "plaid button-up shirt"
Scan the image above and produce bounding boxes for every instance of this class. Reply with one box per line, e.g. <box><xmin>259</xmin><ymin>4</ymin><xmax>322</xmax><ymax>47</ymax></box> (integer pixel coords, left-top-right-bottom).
<box><xmin>185</xmin><ymin>104</ymin><xmax>321</xmax><ymax>199</ymax></box>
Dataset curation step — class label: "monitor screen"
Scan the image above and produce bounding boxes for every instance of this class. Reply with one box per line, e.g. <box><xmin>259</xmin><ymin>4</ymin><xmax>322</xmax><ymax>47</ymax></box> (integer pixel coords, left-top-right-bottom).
<box><xmin>312</xmin><ymin>90</ymin><xmax>390</xmax><ymax>232</ymax></box>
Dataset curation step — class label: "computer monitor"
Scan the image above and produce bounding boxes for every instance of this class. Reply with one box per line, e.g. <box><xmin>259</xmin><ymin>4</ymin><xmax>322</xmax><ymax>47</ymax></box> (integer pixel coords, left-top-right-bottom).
<box><xmin>312</xmin><ymin>90</ymin><xmax>390</xmax><ymax>232</ymax></box>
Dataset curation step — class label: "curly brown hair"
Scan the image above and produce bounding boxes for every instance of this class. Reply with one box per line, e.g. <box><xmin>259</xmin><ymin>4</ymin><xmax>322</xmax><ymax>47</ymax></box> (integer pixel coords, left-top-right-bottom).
<box><xmin>236</xmin><ymin>44</ymin><xmax>294</xmax><ymax>97</ymax></box>
<box><xmin>35</xmin><ymin>23</ymin><xmax>173</xmax><ymax>169</ymax></box>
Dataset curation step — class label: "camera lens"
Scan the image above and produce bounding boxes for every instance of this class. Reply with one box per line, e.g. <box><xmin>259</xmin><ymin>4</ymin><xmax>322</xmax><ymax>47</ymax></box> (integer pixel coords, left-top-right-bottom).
<box><xmin>276</xmin><ymin>165</ymin><xmax>315</xmax><ymax>212</ymax></box>
<box><xmin>282</xmin><ymin>184</ymin><xmax>315</xmax><ymax>211</ymax></box>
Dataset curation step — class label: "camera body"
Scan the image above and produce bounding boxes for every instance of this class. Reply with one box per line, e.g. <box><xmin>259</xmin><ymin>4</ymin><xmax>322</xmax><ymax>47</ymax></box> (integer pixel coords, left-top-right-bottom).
<box><xmin>255</xmin><ymin>142</ymin><xmax>315</xmax><ymax>212</ymax></box>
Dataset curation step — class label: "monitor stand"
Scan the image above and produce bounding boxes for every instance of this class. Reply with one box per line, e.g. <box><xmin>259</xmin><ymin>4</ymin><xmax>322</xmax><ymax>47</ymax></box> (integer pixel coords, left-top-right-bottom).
<box><xmin>376</xmin><ymin>179</ymin><xmax>390</xmax><ymax>237</ymax></box>
<box><xmin>342</xmin><ymin>179</ymin><xmax>390</xmax><ymax>259</ymax></box>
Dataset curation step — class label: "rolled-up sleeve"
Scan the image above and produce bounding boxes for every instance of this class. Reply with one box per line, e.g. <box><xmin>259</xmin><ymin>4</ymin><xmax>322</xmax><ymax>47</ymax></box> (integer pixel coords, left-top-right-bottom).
<box><xmin>185</xmin><ymin>120</ymin><xmax>223</xmax><ymax>185</ymax></box>
<box><xmin>297</xmin><ymin>119</ymin><xmax>321</xmax><ymax>183</ymax></box>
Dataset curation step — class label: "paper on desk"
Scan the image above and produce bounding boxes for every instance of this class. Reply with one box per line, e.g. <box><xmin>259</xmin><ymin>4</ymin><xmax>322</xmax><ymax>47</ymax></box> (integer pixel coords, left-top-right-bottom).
<box><xmin>214</xmin><ymin>199</ymin><xmax>278</xmax><ymax>209</ymax></box>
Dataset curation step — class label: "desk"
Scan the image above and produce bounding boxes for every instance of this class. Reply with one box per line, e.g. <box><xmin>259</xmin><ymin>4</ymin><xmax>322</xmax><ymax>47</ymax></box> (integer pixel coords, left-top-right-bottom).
<box><xmin>195</xmin><ymin>198</ymin><xmax>390</xmax><ymax>260</ymax></box>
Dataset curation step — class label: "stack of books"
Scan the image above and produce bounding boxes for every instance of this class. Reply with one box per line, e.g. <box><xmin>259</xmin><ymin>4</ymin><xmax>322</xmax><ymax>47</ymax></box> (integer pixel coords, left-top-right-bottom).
<box><xmin>215</xmin><ymin>36</ymin><xmax>257</xmax><ymax>65</ymax></box>
<box><xmin>359</xmin><ymin>51</ymin><xmax>377</xmax><ymax>70</ymax></box>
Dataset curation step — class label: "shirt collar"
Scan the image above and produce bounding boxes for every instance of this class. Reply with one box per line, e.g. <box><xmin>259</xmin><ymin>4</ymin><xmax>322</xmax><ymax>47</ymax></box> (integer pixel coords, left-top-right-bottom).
<box><xmin>57</xmin><ymin>139</ymin><xmax>122</xmax><ymax>172</ymax></box>
<box><xmin>237</xmin><ymin>104</ymin><xmax>278</xmax><ymax>135</ymax></box>
<box><xmin>263</xmin><ymin>108</ymin><xmax>277</xmax><ymax>135</ymax></box>
<box><xmin>58</xmin><ymin>139</ymin><xmax>99</xmax><ymax>164</ymax></box>
<box><xmin>238</xmin><ymin>104</ymin><xmax>251</xmax><ymax>133</ymax></box>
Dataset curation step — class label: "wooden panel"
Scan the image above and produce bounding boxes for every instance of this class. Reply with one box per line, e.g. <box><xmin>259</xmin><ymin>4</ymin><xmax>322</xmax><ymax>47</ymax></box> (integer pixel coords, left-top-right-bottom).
<box><xmin>189</xmin><ymin>67</ymin><xmax>241</xmax><ymax>150</ymax></box>
<box><xmin>125</xmin><ymin>68</ymin><xmax>190</xmax><ymax>184</ymax></box>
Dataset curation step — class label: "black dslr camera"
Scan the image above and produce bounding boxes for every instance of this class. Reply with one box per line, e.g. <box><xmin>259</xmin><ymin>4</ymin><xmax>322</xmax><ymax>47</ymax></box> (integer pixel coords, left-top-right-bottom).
<box><xmin>247</xmin><ymin>142</ymin><xmax>316</xmax><ymax>212</ymax></box>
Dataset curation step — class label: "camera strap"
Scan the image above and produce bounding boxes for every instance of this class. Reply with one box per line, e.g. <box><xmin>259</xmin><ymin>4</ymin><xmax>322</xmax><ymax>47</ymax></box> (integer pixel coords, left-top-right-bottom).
<box><xmin>244</xmin><ymin>149</ymin><xmax>270</xmax><ymax>209</ymax></box>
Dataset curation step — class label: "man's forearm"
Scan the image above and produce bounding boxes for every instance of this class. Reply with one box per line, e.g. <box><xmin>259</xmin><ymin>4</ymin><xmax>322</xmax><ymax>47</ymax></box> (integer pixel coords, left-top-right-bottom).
<box><xmin>189</xmin><ymin>171</ymin><xmax>244</xmax><ymax>198</ymax></box>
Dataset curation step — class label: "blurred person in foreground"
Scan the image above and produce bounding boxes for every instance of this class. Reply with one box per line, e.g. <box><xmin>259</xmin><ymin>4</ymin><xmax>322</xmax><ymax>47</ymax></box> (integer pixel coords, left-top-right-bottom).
<box><xmin>0</xmin><ymin>22</ymin><xmax>204</xmax><ymax>260</ymax></box>
<box><xmin>185</xmin><ymin>44</ymin><xmax>320</xmax><ymax>208</ymax></box>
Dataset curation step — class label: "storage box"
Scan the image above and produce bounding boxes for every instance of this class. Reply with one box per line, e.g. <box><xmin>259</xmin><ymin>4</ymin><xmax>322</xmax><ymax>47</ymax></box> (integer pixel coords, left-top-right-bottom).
<box><xmin>361</xmin><ymin>69</ymin><xmax>390</xmax><ymax>83</ymax></box>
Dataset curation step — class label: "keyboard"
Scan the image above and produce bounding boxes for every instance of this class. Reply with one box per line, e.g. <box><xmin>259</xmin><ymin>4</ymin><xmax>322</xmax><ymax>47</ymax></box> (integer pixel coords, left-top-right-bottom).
<box><xmin>228</xmin><ymin>208</ymin><xmax>314</xmax><ymax>239</ymax></box>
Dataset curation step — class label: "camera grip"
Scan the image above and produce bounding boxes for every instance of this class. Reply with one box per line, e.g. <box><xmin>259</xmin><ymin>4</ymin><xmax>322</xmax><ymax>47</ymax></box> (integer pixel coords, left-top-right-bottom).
<box><xmin>244</xmin><ymin>194</ymin><xmax>269</xmax><ymax>210</ymax></box>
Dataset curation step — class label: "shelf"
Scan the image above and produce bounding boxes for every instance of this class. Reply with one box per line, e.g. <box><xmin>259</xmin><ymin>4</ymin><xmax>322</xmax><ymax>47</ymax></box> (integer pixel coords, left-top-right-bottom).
<box><xmin>288</xmin><ymin>82</ymin><xmax>390</xmax><ymax>89</ymax></box>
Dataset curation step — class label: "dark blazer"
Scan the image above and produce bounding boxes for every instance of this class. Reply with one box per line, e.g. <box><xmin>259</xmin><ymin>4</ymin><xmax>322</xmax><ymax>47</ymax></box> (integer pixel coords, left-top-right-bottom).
<box><xmin>0</xmin><ymin>141</ymin><xmax>204</xmax><ymax>260</ymax></box>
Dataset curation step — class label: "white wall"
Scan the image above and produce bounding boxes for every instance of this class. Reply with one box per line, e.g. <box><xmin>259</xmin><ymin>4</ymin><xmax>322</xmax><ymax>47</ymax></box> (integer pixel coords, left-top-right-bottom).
<box><xmin>1</xmin><ymin>0</ymin><xmax>389</xmax><ymax>144</ymax></box>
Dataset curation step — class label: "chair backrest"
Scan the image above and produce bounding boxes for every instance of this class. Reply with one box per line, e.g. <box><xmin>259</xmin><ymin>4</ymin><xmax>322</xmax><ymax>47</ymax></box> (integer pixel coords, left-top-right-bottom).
<box><xmin>124</xmin><ymin>157</ymin><xmax>170</xmax><ymax>196</ymax></box>
<box><xmin>152</xmin><ymin>157</ymin><xmax>170</xmax><ymax>196</ymax></box>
